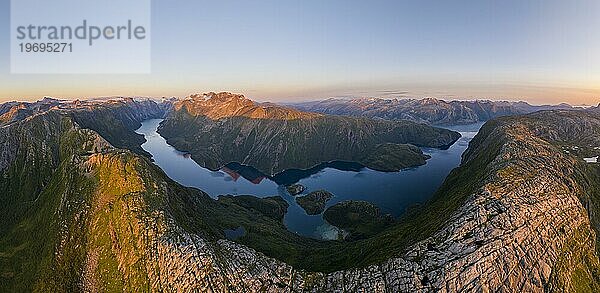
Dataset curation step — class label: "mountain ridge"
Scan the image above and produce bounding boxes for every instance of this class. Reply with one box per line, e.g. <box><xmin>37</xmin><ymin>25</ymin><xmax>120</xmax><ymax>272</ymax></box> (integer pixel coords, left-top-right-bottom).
<box><xmin>290</xmin><ymin>97</ymin><xmax>575</xmax><ymax>125</ymax></box>
<box><xmin>177</xmin><ymin>92</ymin><xmax>320</xmax><ymax>120</ymax></box>
<box><xmin>158</xmin><ymin>92</ymin><xmax>460</xmax><ymax>175</ymax></box>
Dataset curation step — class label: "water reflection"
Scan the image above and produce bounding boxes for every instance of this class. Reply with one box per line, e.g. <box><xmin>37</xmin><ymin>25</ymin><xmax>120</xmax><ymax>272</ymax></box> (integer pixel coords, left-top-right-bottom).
<box><xmin>221</xmin><ymin>161</ymin><xmax>366</xmax><ymax>186</ymax></box>
<box><xmin>136</xmin><ymin>119</ymin><xmax>482</xmax><ymax>239</ymax></box>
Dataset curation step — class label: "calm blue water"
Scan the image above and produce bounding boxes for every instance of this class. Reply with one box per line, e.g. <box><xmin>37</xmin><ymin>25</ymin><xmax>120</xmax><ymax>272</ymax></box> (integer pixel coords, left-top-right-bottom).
<box><xmin>136</xmin><ymin>119</ymin><xmax>481</xmax><ymax>239</ymax></box>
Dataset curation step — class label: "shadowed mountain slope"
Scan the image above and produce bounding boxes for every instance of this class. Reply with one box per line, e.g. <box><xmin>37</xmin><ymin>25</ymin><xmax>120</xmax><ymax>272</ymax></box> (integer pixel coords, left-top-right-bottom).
<box><xmin>158</xmin><ymin>92</ymin><xmax>460</xmax><ymax>175</ymax></box>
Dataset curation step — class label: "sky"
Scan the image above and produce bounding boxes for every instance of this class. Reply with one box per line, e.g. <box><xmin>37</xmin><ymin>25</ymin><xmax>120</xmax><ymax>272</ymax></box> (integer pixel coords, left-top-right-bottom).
<box><xmin>0</xmin><ymin>0</ymin><xmax>599</xmax><ymax>105</ymax></box>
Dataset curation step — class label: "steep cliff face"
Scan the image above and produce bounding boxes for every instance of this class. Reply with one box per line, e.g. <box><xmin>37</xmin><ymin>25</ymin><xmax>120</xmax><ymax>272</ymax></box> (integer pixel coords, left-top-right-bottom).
<box><xmin>291</xmin><ymin>97</ymin><xmax>574</xmax><ymax>125</ymax></box>
<box><xmin>159</xmin><ymin>92</ymin><xmax>460</xmax><ymax>175</ymax></box>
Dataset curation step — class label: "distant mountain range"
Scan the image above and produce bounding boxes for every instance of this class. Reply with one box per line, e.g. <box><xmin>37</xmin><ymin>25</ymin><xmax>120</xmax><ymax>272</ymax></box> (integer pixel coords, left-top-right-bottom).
<box><xmin>290</xmin><ymin>97</ymin><xmax>574</xmax><ymax>125</ymax></box>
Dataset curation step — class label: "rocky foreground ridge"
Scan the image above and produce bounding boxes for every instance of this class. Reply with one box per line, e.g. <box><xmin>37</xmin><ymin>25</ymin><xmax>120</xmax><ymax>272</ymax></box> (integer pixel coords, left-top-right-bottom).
<box><xmin>153</xmin><ymin>108</ymin><xmax>600</xmax><ymax>292</ymax></box>
<box><xmin>1</xmin><ymin>97</ymin><xmax>599</xmax><ymax>291</ymax></box>
<box><xmin>146</xmin><ymin>108</ymin><xmax>600</xmax><ymax>292</ymax></box>
<box><xmin>291</xmin><ymin>97</ymin><xmax>574</xmax><ymax>126</ymax></box>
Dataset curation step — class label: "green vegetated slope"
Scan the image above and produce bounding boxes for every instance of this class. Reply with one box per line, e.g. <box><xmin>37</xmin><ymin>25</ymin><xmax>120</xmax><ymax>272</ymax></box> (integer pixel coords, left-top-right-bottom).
<box><xmin>361</xmin><ymin>143</ymin><xmax>431</xmax><ymax>171</ymax></box>
<box><xmin>323</xmin><ymin>200</ymin><xmax>394</xmax><ymax>240</ymax></box>
<box><xmin>0</xmin><ymin>97</ymin><xmax>470</xmax><ymax>288</ymax></box>
<box><xmin>0</xmin><ymin>106</ymin><xmax>364</xmax><ymax>289</ymax></box>
<box><xmin>158</xmin><ymin>92</ymin><xmax>460</xmax><ymax>175</ymax></box>
<box><xmin>0</xmin><ymin>112</ymin><xmax>112</xmax><ymax>291</ymax></box>
<box><xmin>295</xmin><ymin>190</ymin><xmax>333</xmax><ymax>215</ymax></box>
<box><xmin>0</xmin><ymin>109</ymin><xmax>308</xmax><ymax>291</ymax></box>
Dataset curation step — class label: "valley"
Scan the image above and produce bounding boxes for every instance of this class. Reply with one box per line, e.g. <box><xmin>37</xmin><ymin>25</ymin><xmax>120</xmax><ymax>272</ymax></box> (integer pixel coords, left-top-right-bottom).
<box><xmin>136</xmin><ymin>117</ymin><xmax>480</xmax><ymax>240</ymax></box>
<box><xmin>1</xmin><ymin>95</ymin><xmax>599</xmax><ymax>291</ymax></box>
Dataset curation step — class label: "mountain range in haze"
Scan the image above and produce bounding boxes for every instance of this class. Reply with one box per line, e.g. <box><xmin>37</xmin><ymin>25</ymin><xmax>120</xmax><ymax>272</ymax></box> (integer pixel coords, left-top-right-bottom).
<box><xmin>290</xmin><ymin>97</ymin><xmax>575</xmax><ymax>125</ymax></box>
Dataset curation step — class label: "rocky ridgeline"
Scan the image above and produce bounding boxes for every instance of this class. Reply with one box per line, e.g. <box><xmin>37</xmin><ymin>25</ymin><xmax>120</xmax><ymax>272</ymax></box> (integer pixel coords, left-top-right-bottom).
<box><xmin>128</xmin><ymin>110</ymin><xmax>600</xmax><ymax>291</ymax></box>
<box><xmin>177</xmin><ymin>92</ymin><xmax>319</xmax><ymax>120</ymax></box>
<box><xmin>0</xmin><ymin>97</ymin><xmax>170</xmax><ymax>128</ymax></box>
<box><xmin>291</xmin><ymin>97</ymin><xmax>574</xmax><ymax>125</ymax></box>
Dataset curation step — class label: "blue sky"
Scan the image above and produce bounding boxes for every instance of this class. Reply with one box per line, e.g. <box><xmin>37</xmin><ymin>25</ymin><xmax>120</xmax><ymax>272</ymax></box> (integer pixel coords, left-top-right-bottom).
<box><xmin>1</xmin><ymin>0</ymin><xmax>599</xmax><ymax>104</ymax></box>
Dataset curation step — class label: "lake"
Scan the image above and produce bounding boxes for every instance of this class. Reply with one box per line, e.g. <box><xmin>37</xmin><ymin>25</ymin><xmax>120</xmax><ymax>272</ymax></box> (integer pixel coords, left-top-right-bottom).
<box><xmin>136</xmin><ymin>119</ymin><xmax>481</xmax><ymax>240</ymax></box>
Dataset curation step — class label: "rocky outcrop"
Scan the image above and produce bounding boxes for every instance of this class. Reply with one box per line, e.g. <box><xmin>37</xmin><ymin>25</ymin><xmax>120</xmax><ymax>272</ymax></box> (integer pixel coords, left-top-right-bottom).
<box><xmin>291</xmin><ymin>97</ymin><xmax>574</xmax><ymax>125</ymax></box>
<box><xmin>286</xmin><ymin>183</ymin><xmax>305</xmax><ymax>195</ymax></box>
<box><xmin>296</xmin><ymin>190</ymin><xmax>333</xmax><ymax>215</ymax></box>
<box><xmin>158</xmin><ymin>92</ymin><xmax>460</xmax><ymax>175</ymax></box>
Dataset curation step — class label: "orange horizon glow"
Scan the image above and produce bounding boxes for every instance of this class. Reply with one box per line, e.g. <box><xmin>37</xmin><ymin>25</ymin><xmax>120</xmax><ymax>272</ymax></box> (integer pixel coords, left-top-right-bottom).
<box><xmin>1</xmin><ymin>81</ymin><xmax>598</xmax><ymax>106</ymax></box>
<box><xmin>2</xmin><ymin>1</ymin><xmax>600</xmax><ymax>107</ymax></box>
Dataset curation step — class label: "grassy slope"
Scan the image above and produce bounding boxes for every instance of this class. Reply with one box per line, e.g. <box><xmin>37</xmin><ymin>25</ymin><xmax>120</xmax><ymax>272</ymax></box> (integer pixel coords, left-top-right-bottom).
<box><xmin>323</xmin><ymin>200</ymin><xmax>394</xmax><ymax>239</ymax></box>
<box><xmin>0</xmin><ymin>111</ymin><xmax>323</xmax><ymax>290</ymax></box>
<box><xmin>360</xmin><ymin>143</ymin><xmax>430</xmax><ymax>171</ymax></box>
<box><xmin>69</xmin><ymin>109</ymin><xmax>149</xmax><ymax>156</ymax></box>
<box><xmin>0</xmin><ymin>113</ymin><xmax>100</xmax><ymax>291</ymax></box>
<box><xmin>0</xmin><ymin>113</ymin><xmax>292</xmax><ymax>290</ymax></box>
<box><xmin>295</xmin><ymin>190</ymin><xmax>333</xmax><ymax>215</ymax></box>
<box><xmin>0</xmin><ymin>110</ymin><xmax>467</xmax><ymax>285</ymax></box>
<box><xmin>66</xmin><ymin>99</ymin><xmax>168</xmax><ymax>157</ymax></box>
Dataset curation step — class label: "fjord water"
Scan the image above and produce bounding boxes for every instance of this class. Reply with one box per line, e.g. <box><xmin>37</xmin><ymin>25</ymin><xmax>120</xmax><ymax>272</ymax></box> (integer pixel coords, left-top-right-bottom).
<box><xmin>136</xmin><ymin>119</ymin><xmax>481</xmax><ymax>240</ymax></box>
